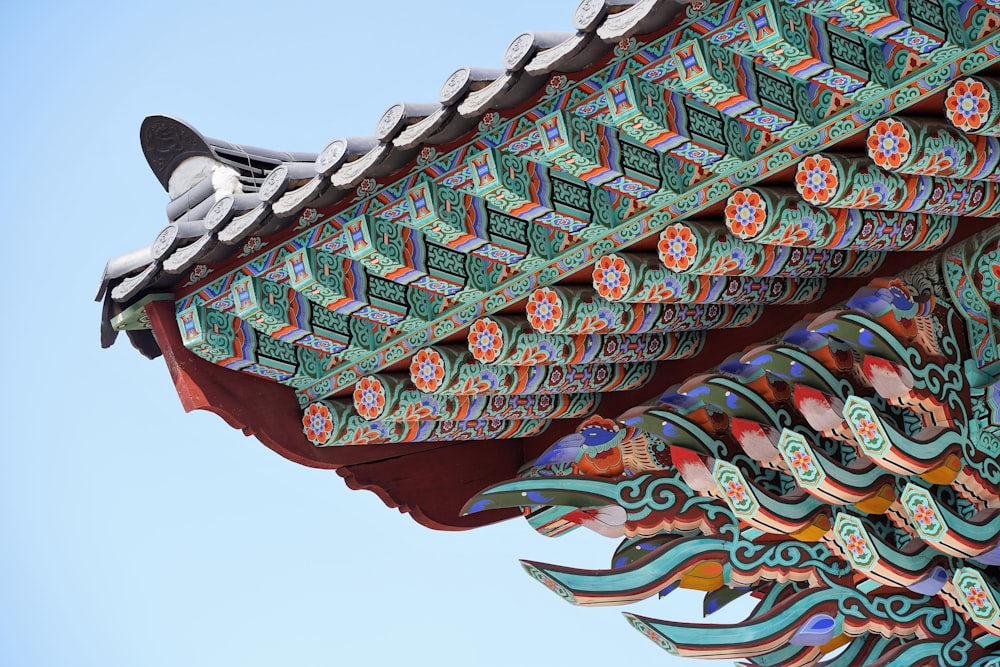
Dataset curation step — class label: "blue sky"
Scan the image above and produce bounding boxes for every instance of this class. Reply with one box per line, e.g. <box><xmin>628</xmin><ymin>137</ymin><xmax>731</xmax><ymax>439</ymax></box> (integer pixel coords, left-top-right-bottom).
<box><xmin>0</xmin><ymin>3</ymin><xmax>750</xmax><ymax>665</ymax></box>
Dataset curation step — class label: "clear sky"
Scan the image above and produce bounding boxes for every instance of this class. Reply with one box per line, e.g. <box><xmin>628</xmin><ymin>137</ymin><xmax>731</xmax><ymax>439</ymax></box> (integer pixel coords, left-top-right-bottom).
<box><xmin>0</xmin><ymin>3</ymin><xmax>752</xmax><ymax>665</ymax></box>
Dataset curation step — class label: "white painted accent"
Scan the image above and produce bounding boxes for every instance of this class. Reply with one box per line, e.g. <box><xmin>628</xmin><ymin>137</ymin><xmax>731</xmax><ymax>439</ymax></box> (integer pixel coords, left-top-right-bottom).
<box><xmin>168</xmin><ymin>156</ymin><xmax>244</xmax><ymax>200</ymax></box>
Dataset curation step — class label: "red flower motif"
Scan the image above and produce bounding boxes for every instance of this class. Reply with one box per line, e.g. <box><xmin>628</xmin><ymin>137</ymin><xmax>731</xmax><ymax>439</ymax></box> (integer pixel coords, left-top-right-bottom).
<box><xmin>867</xmin><ymin>119</ymin><xmax>911</xmax><ymax>169</ymax></box>
<box><xmin>302</xmin><ymin>403</ymin><xmax>334</xmax><ymax>445</ymax></box>
<box><xmin>657</xmin><ymin>224</ymin><xmax>698</xmax><ymax>272</ymax></box>
<box><xmin>913</xmin><ymin>503</ymin><xmax>936</xmax><ymax>527</ymax></box>
<box><xmin>946</xmin><ymin>79</ymin><xmax>991</xmax><ymax>131</ymax></box>
<box><xmin>353</xmin><ymin>377</ymin><xmax>386</xmax><ymax>420</ymax></box>
<box><xmin>592</xmin><ymin>255</ymin><xmax>631</xmax><ymax>301</ymax></box>
<box><xmin>418</xmin><ymin>146</ymin><xmax>437</xmax><ymax>162</ymax></box>
<box><xmin>468</xmin><ymin>318</ymin><xmax>504</xmax><ymax>364</ymax></box>
<box><xmin>479</xmin><ymin>111</ymin><xmax>499</xmax><ymax>130</ymax></box>
<box><xmin>967</xmin><ymin>586</ymin><xmax>989</xmax><ymax>610</ymax></box>
<box><xmin>725</xmin><ymin>190</ymin><xmax>766</xmax><ymax>239</ymax></box>
<box><xmin>526</xmin><ymin>288</ymin><xmax>563</xmax><ymax>333</ymax></box>
<box><xmin>410</xmin><ymin>348</ymin><xmax>445</xmax><ymax>393</ymax></box>
<box><xmin>796</xmin><ymin>156</ymin><xmax>838</xmax><ymax>205</ymax></box>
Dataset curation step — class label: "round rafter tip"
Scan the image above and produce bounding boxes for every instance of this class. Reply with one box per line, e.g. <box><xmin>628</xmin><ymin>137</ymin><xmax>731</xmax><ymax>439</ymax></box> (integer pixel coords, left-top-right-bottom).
<box><xmin>151</xmin><ymin>225</ymin><xmax>180</xmax><ymax>261</ymax></box>
<box><xmin>258</xmin><ymin>164</ymin><xmax>289</xmax><ymax>203</ymax></box>
<box><xmin>204</xmin><ymin>196</ymin><xmax>236</xmax><ymax>232</ymax></box>
<box><xmin>439</xmin><ymin>67</ymin><xmax>473</xmax><ymax>105</ymax></box>
<box><xmin>316</xmin><ymin>138</ymin><xmax>348</xmax><ymax>176</ymax></box>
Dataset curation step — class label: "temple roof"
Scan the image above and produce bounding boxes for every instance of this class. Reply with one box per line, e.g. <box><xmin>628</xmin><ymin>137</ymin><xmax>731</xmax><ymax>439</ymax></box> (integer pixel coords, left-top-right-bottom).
<box><xmin>97</xmin><ymin>0</ymin><xmax>689</xmax><ymax>350</ymax></box>
<box><xmin>97</xmin><ymin>1</ymin><xmax>1000</xmax><ymax>662</ymax></box>
<box><xmin>100</xmin><ymin>0</ymin><xmax>1000</xmax><ymax>532</ymax></box>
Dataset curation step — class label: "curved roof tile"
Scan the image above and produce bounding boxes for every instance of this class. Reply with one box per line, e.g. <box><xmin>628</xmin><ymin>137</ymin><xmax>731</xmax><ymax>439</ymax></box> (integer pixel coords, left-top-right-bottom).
<box><xmin>99</xmin><ymin>0</ymin><xmax>692</xmax><ymax>357</ymax></box>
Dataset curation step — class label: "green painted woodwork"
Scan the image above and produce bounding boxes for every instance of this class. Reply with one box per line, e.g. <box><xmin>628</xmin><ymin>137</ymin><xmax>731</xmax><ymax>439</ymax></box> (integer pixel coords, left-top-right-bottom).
<box><xmin>525</xmin><ymin>285</ymin><xmax>762</xmax><ymax>335</ymax></box>
<box><xmin>479</xmin><ymin>257</ymin><xmax>1000</xmax><ymax>663</ymax></box>
<box><xmin>724</xmin><ymin>186</ymin><xmax>957</xmax><ymax>250</ymax></box>
<box><xmin>110</xmin><ymin>294</ymin><xmax>173</xmax><ymax>331</ymax></box>
<box><xmin>169</xmin><ymin>0</ymin><xmax>1000</xmax><ymax>414</ymax></box>
<box><xmin>124</xmin><ymin>0</ymin><xmax>1000</xmax><ymax>662</ymax></box>
<box><xmin>592</xmin><ymin>252</ymin><xmax>828</xmax><ymax>304</ymax></box>
<box><xmin>867</xmin><ymin>116</ymin><xmax>1000</xmax><ymax>180</ymax></box>
<box><xmin>796</xmin><ymin>152</ymin><xmax>1000</xmax><ymax>215</ymax></box>
<box><xmin>465</xmin><ymin>315</ymin><xmax>705</xmax><ymax>365</ymax></box>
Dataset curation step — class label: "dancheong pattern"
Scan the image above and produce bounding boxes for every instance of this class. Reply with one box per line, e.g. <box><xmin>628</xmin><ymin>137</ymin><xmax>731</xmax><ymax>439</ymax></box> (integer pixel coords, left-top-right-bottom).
<box><xmin>170</xmin><ymin>0</ymin><xmax>1000</xmax><ymax>408</ymax></box>
<box><xmin>106</xmin><ymin>0</ymin><xmax>1000</xmax><ymax>663</ymax></box>
<box><xmin>468</xmin><ymin>227</ymin><xmax>1000</xmax><ymax>665</ymax></box>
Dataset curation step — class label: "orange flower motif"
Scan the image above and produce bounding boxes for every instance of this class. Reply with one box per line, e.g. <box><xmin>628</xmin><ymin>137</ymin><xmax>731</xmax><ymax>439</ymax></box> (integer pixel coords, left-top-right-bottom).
<box><xmin>855</xmin><ymin>418</ymin><xmax>878</xmax><ymax>442</ymax></box>
<box><xmin>913</xmin><ymin>503</ymin><xmax>936</xmax><ymax>527</ymax></box>
<box><xmin>468</xmin><ymin>318</ymin><xmax>504</xmax><ymax>364</ymax></box>
<box><xmin>967</xmin><ymin>586</ymin><xmax>989</xmax><ymax>610</ymax></box>
<box><xmin>778</xmin><ymin>222</ymin><xmax>811</xmax><ymax>245</ymax></box>
<box><xmin>401</xmin><ymin>402</ymin><xmax>436</xmax><ymax>421</ymax></box>
<box><xmin>302</xmin><ymin>402</ymin><xmax>334</xmax><ymax>445</ymax></box>
<box><xmin>459</xmin><ymin>376</ymin><xmax>493</xmax><ymax>394</ymax></box>
<box><xmin>410</xmin><ymin>348</ymin><xmax>445</xmax><ymax>393</ymax></box>
<box><xmin>795</xmin><ymin>156</ymin><xmax>838</xmax><ymax>205</ymax></box>
<box><xmin>574</xmin><ymin>313</ymin><xmax>611</xmax><ymax>334</ymax></box>
<box><xmin>708</xmin><ymin>253</ymin><xmax>742</xmax><ymax>274</ymax></box>
<box><xmin>657</xmin><ymin>224</ymin><xmax>698</xmax><ymax>272</ymax></box>
<box><xmin>351</xmin><ymin>425</ymin><xmax>384</xmax><ymax>445</ymax></box>
<box><xmin>845</xmin><ymin>533</ymin><xmax>868</xmax><ymax>558</ymax></box>
<box><xmin>353</xmin><ymin>376</ymin><xmax>386</xmax><ymax>420</ymax></box>
<box><xmin>946</xmin><ymin>78</ymin><xmax>991</xmax><ymax>131</ymax></box>
<box><xmin>512</xmin><ymin>344</ymin><xmax>553</xmax><ymax>365</ymax></box>
<box><xmin>725</xmin><ymin>189</ymin><xmax>766</xmax><ymax>239</ymax></box>
<box><xmin>917</xmin><ymin>151</ymin><xmax>953</xmax><ymax>176</ymax></box>
<box><xmin>725</xmin><ymin>480</ymin><xmax>746</xmax><ymax>502</ymax></box>
<box><xmin>866</xmin><ymin>119</ymin><xmax>911</xmax><ymax>169</ymax></box>
<box><xmin>592</xmin><ymin>255</ymin><xmax>631</xmax><ymax>301</ymax></box>
<box><xmin>526</xmin><ymin>288</ymin><xmax>563</xmax><ymax>333</ymax></box>
<box><xmin>790</xmin><ymin>450</ymin><xmax>813</xmax><ymax>474</ymax></box>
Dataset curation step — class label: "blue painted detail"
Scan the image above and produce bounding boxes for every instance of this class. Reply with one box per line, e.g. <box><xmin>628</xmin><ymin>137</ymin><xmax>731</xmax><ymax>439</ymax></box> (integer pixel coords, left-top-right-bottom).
<box><xmin>465</xmin><ymin>499</ymin><xmax>495</xmax><ymax>514</ymax></box>
<box><xmin>907</xmin><ymin>566</ymin><xmax>948</xmax><ymax>595</ymax></box>
<box><xmin>658</xmin><ymin>580</ymin><xmax>680</xmax><ymax>598</ymax></box>
<box><xmin>790</xmin><ymin>613</ymin><xmax>837</xmax><ymax>646</ymax></box>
